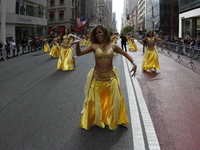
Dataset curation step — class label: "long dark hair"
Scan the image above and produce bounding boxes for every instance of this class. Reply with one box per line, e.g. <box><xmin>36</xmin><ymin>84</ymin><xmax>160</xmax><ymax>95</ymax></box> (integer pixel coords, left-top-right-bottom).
<box><xmin>61</xmin><ymin>28</ymin><xmax>70</xmax><ymax>40</ymax></box>
<box><xmin>147</xmin><ymin>30</ymin><xmax>154</xmax><ymax>37</ymax></box>
<box><xmin>89</xmin><ymin>25</ymin><xmax>111</xmax><ymax>45</ymax></box>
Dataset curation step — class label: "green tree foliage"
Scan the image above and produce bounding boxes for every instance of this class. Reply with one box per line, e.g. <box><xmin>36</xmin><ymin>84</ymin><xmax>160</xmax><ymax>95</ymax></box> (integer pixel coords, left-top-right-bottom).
<box><xmin>106</xmin><ymin>26</ymin><xmax>114</xmax><ymax>33</ymax></box>
<box><xmin>121</xmin><ymin>25</ymin><xmax>134</xmax><ymax>34</ymax></box>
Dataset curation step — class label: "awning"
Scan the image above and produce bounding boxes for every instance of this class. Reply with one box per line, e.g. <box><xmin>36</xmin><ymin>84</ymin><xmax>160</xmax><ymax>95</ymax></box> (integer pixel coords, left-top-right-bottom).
<box><xmin>71</xmin><ymin>26</ymin><xmax>81</xmax><ymax>32</ymax></box>
<box><xmin>49</xmin><ymin>12</ymin><xmax>54</xmax><ymax>15</ymax></box>
<box><xmin>47</xmin><ymin>27</ymin><xmax>52</xmax><ymax>33</ymax></box>
<box><xmin>59</xmin><ymin>11</ymin><xmax>64</xmax><ymax>14</ymax></box>
<box><xmin>50</xmin><ymin>0</ymin><xmax>54</xmax><ymax>2</ymax></box>
<box><xmin>57</xmin><ymin>26</ymin><xmax>65</xmax><ymax>32</ymax></box>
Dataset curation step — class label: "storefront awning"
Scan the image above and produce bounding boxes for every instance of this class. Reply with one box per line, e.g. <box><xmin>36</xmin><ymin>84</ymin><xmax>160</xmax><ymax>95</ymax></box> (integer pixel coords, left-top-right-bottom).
<box><xmin>57</xmin><ymin>26</ymin><xmax>65</xmax><ymax>32</ymax></box>
<box><xmin>49</xmin><ymin>12</ymin><xmax>54</xmax><ymax>15</ymax></box>
<box><xmin>59</xmin><ymin>11</ymin><xmax>64</xmax><ymax>14</ymax></box>
<box><xmin>47</xmin><ymin>27</ymin><xmax>52</xmax><ymax>33</ymax></box>
<box><xmin>72</xmin><ymin>26</ymin><xmax>81</xmax><ymax>32</ymax></box>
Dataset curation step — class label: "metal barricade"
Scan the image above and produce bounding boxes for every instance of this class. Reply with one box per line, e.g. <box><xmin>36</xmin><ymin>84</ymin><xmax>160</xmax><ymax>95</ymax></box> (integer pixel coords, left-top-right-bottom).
<box><xmin>185</xmin><ymin>46</ymin><xmax>196</xmax><ymax>69</ymax></box>
<box><xmin>175</xmin><ymin>44</ymin><xmax>183</xmax><ymax>62</ymax></box>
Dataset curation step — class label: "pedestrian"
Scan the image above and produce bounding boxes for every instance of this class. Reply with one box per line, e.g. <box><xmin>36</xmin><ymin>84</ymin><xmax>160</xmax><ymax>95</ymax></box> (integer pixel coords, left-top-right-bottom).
<box><xmin>11</xmin><ymin>40</ymin><xmax>16</xmax><ymax>57</ymax></box>
<box><xmin>57</xmin><ymin>27</ymin><xmax>82</xmax><ymax>70</ymax></box>
<box><xmin>74</xmin><ymin>25</ymin><xmax>137</xmax><ymax>130</ymax></box>
<box><xmin>120</xmin><ymin>34</ymin><xmax>127</xmax><ymax>52</ymax></box>
<box><xmin>49</xmin><ymin>34</ymin><xmax>60</xmax><ymax>57</ymax></box>
<box><xmin>142</xmin><ymin>33</ymin><xmax>147</xmax><ymax>53</ymax></box>
<box><xmin>128</xmin><ymin>35</ymin><xmax>138</xmax><ymax>51</ymax></box>
<box><xmin>5</xmin><ymin>40</ymin><xmax>10</xmax><ymax>58</ymax></box>
<box><xmin>0</xmin><ymin>42</ymin><xmax>3</xmax><ymax>59</ymax></box>
<box><xmin>140</xmin><ymin>30</ymin><xmax>164</xmax><ymax>72</ymax></box>
<box><xmin>43</xmin><ymin>37</ymin><xmax>50</xmax><ymax>53</ymax></box>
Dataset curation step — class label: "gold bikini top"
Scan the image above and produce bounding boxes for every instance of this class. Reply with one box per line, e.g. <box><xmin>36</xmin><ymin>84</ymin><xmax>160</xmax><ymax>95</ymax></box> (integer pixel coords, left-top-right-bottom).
<box><xmin>147</xmin><ymin>37</ymin><xmax>155</xmax><ymax>42</ymax></box>
<box><xmin>95</xmin><ymin>46</ymin><xmax>114</xmax><ymax>60</ymax></box>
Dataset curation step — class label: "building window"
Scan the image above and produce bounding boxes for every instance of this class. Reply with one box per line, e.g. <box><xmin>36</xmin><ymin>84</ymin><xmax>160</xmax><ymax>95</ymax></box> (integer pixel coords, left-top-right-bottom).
<box><xmin>59</xmin><ymin>11</ymin><xmax>64</xmax><ymax>21</ymax></box>
<box><xmin>60</xmin><ymin>0</ymin><xmax>64</xmax><ymax>5</ymax></box>
<box><xmin>50</xmin><ymin>0</ymin><xmax>54</xmax><ymax>6</ymax></box>
<box><xmin>49</xmin><ymin>12</ymin><xmax>54</xmax><ymax>22</ymax></box>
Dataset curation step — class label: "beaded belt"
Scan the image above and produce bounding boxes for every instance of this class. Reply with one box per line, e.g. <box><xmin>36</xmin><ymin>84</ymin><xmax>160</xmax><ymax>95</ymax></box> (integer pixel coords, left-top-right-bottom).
<box><xmin>93</xmin><ymin>70</ymin><xmax>116</xmax><ymax>81</ymax></box>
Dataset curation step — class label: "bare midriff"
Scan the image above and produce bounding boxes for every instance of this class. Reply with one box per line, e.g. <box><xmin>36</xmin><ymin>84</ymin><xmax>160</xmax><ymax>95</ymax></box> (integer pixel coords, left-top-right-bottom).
<box><xmin>94</xmin><ymin>59</ymin><xmax>113</xmax><ymax>73</ymax></box>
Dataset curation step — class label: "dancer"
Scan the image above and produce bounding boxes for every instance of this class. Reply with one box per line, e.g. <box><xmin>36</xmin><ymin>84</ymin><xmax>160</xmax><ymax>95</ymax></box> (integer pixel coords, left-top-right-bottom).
<box><xmin>74</xmin><ymin>25</ymin><xmax>137</xmax><ymax>130</ymax></box>
<box><xmin>49</xmin><ymin>34</ymin><xmax>60</xmax><ymax>57</ymax></box>
<box><xmin>128</xmin><ymin>35</ymin><xmax>138</xmax><ymax>51</ymax></box>
<box><xmin>57</xmin><ymin>27</ymin><xmax>81</xmax><ymax>70</ymax></box>
<box><xmin>140</xmin><ymin>30</ymin><xmax>164</xmax><ymax>72</ymax></box>
<box><xmin>43</xmin><ymin>37</ymin><xmax>50</xmax><ymax>53</ymax></box>
<box><xmin>110</xmin><ymin>32</ymin><xmax>118</xmax><ymax>44</ymax></box>
<box><xmin>81</xmin><ymin>35</ymin><xmax>87</xmax><ymax>46</ymax></box>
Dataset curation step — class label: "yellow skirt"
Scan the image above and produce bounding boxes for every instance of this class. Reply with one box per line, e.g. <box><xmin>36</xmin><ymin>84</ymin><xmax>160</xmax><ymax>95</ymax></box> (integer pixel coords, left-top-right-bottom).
<box><xmin>128</xmin><ymin>42</ymin><xmax>138</xmax><ymax>51</ymax></box>
<box><xmin>49</xmin><ymin>44</ymin><xmax>60</xmax><ymax>57</ymax></box>
<box><xmin>57</xmin><ymin>45</ymin><xmax>74</xmax><ymax>70</ymax></box>
<box><xmin>142</xmin><ymin>47</ymin><xmax>160</xmax><ymax>71</ymax></box>
<box><xmin>43</xmin><ymin>43</ymin><xmax>50</xmax><ymax>53</ymax></box>
<box><xmin>79</xmin><ymin>67</ymin><xmax>129</xmax><ymax>130</ymax></box>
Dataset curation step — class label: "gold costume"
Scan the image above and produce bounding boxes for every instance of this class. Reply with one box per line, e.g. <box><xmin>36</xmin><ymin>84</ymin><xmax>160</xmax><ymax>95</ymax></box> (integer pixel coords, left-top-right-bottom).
<box><xmin>43</xmin><ymin>39</ymin><xmax>50</xmax><ymax>53</ymax></box>
<box><xmin>79</xmin><ymin>46</ymin><xmax>129</xmax><ymax>130</ymax></box>
<box><xmin>128</xmin><ymin>38</ymin><xmax>138</xmax><ymax>51</ymax></box>
<box><xmin>57</xmin><ymin>35</ymin><xmax>74</xmax><ymax>70</ymax></box>
<box><xmin>81</xmin><ymin>37</ymin><xmax>87</xmax><ymax>46</ymax></box>
<box><xmin>49</xmin><ymin>38</ymin><xmax>60</xmax><ymax>57</ymax></box>
<box><xmin>142</xmin><ymin>37</ymin><xmax>160</xmax><ymax>71</ymax></box>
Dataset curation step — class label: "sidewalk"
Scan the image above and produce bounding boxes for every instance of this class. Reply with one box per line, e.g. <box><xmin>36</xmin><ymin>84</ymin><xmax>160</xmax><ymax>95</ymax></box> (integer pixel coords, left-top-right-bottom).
<box><xmin>123</xmin><ymin>40</ymin><xmax>200</xmax><ymax>150</ymax></box>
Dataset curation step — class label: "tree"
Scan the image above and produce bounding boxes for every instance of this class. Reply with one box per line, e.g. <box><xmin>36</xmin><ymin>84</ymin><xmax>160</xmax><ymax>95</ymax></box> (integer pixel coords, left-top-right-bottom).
<box><xmin>106</xmin><ymin>26</ymin><xmax>114</xmax><ymax>33</ymax></box>
<box><xmin>121</xmin><ymin>25</ymin><xmax>134</xmax><ymax>34</ymax></box>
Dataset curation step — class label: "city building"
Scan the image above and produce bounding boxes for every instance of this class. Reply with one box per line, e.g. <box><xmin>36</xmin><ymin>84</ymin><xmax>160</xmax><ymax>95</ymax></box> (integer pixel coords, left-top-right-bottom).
<box><xmin>0</xmin><ymin>0</ymin><xmax>47</xmax><ymax>43</ymax></box>
<box><xmin>179</xmin><ymin>0</ymin><xmax>200</xmax><ymax>39</ymax></box>
<box><xmin>146</xmin><ymin>0</ymin><xmax>179</xmax><ymax>37</ymax></box>
<box><xmin>47</xmin><ymin>0</ymin><xmax>81</xmax><ymax>35</ymax></box>
<box><xmin>138</xmin><ymin>0</ymin><xmax>145</xmax><ymax>34</ymax></box>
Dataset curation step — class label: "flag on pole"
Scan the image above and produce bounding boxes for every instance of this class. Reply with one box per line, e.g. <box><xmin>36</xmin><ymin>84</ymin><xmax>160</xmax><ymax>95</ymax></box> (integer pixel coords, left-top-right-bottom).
<box><xmin>82</xmin><ymin>20</ymin><xmax>87</xmax><ymax>28</ymax></box>
<box><xmin>77</xmin><ymin>17</ymin><xmax>85</xmax><ymax>27</ymax></box>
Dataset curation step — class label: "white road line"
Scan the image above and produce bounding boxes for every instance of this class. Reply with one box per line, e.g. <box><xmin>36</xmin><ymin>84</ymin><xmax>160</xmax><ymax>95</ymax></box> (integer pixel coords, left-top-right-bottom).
<box><xmin>123</xmin><ymin>56</ymin><xmax>161</xmax><ymax>150</ymax></box>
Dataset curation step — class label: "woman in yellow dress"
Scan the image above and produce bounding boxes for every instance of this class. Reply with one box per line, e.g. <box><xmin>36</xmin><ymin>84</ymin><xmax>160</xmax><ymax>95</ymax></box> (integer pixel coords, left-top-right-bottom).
<box><xmin>128</xmin><ymin>35</ymin><xmax>138</xmax><ymax>51</ymax></box>
<box><xmin>74</xmin><ymin>25</ymin><xmax>137</xmax><ymax>130</ymax></box>
<box><xmin>57</xmin><ymin>28</ymin><xmax>81</xmax><ymax>70</ymax></box>
<box><xmin>110</xmin><ymin>32</ymin><xmax>118</xmax><ymax>44</ymax></box>
<box><xmin>140</xmin><ymin>30</ymin><xmax>164</xmax><ymax>72</ymax></box>
<box><xmin>81</xmin><ymin>35</ymin><xmax>87</xmax><ymax>46</ymax></box>
<box><xmin>49</xmin><ymin>35</ymin><xmax>60</xmax><ymax>57</ymax></box>
<box><xmin>43</xmin><ymin>38</ymin><xmax>50</xmax><ymax>53</ymax></box>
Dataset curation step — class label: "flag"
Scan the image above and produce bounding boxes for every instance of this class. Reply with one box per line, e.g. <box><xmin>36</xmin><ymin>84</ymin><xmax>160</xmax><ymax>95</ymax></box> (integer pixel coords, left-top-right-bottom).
<box><xmin>77</xmin><ymin>17</ymin><xmax>85</xmax><ymax>27</ymax></box>
<box><xmin>82</xmin><ymin>20</ymin><xmax>87</xmax><ymax>28</ymax></box>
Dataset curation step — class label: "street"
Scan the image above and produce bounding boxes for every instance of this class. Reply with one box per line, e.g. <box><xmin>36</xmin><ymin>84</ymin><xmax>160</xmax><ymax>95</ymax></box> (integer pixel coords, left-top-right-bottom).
<box><xmin>0</xmin><ymin>46</ymin><xmax>133</xmax><ymax>150</ymax></box>
<box><xmin>1</xmin><ymin>40</ymin><xmax>200</xmax><ymax>150</ymax></box>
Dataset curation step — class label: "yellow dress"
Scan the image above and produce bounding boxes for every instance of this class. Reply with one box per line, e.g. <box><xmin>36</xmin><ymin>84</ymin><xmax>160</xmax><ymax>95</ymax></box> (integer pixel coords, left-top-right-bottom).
<box><xmin>79</xmin><ymin>46</ymin><xmax>129</xmax><ymax>130</ymax></box>
<box><xmin>128</xmin><ymin>38</ymin><xmax>138</xmax><ymax>51</ymax></box>
<box><xmin>43</xmin><ymin>39</ymin><xmax>50</xmax><ymax>53</ymax></box>
<box><xmin>49</xmin><ymin>38</ymin><xmax>60</xmax><ymax>57</ymax></box>
<box><xmin>142</xmin><ymin>37</ymin><xmax>160</xmax><ymax>71</ymax></box>
<box><xmin>81</xmin><ymin>37</ymin><xmax>87</xmax><ymax>46</ymax></box>
<box><xmin>57</xmin><ymin>35</ymin><xmax>74</xmax><ymax>70</ymax></box>
<box><xmin>87</xmin><ymin>40</ymin><xmax>91</xmax><ymax>46</ymax></box>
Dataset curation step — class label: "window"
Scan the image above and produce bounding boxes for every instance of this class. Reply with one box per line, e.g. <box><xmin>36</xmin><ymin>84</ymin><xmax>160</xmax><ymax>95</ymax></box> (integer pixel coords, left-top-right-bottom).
<box><xmin>60</xmin><ymin>0</ymin><xmax>64</xmax><ymax>5</ymax></box>
<box><xmin>49</xmin><ymin>12</ymin><xmax>54</xmax><ymax>22</ymax></box>
<box><xmin>59</xmin><ymin>11</ymin><xmax>64</xmax><ymax>21</ymax></box>
<box><xmin>50</xmin><ymin>0</ymin><xmax>54</xmax><ymax>6</ymax></box>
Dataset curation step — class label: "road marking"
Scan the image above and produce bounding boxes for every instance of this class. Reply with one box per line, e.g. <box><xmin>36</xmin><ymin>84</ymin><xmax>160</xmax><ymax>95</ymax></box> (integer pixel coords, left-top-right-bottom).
<box><xmin>122</xmin><ymin>56</ymin><xmax>161</xmax><ymax>150</ymax></box>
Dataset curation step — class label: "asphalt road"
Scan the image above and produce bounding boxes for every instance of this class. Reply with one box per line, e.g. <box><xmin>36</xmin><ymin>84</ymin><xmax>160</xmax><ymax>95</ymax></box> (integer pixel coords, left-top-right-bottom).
<box><xmin>0</xmin><ymin>46</ymin><xmax>134</xmax><ymax>150</ymax></box>
<box><xmin>1</xmin><ymin>40</ymin><xmax>200</xmax><ymax>150</ymax></box>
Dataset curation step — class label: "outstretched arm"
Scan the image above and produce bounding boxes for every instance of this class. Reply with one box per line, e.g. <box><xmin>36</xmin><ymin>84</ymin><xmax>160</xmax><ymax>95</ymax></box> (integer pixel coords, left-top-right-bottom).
<box><xmin>155</xmin><ymin>37</ymin><xmax>164</xmax><ymax>47</ymax></box>
<box><xmin>113</xmin><ymin>45</ymin><xmax>137</xmax><ymax>77</ymax></box>
<box><xmin>69</xmin><ymin>34</ymin><xmax>82</xmax><ymax>40</ymax></box>
<box><xmin>74</xmin><ymin>41</ymin><xmax>94</xmax><ymax>56</ymax></box>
